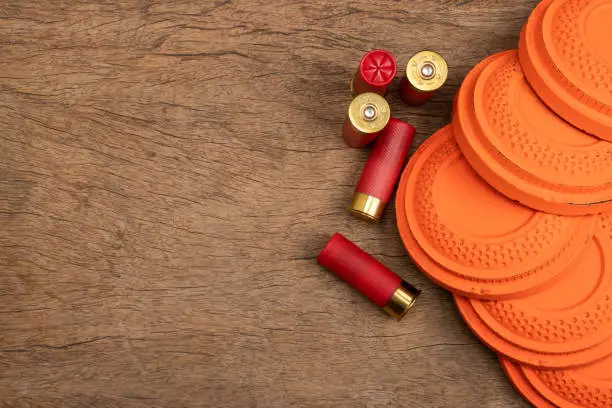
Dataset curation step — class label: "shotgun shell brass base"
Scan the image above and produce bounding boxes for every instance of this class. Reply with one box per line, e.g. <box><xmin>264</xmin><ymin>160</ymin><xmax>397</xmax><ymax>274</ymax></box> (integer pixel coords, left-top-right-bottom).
<box><xmin>405</xmin><ymin>50</ymin><xmax>448</xmax><ymax>92</ymax></box>
<box><xmin>348</xmin><ymin>92</ymin><xmax>390</xmax><ymax>133</ymax></box>
<box><xmin>343</xmin><ymin>92</ymin><xmax>391</xmax><ymax>148</ymax></box>
<box><xmin>349</xmin><ymin>192</ymin><xmax>385</xmax><ymax>222</ymax></box>
<box><xmin>383</xmin><ymin>282</ymin><xmax>421</xmax><ymax>321</ymax></box>
<box><xmin>400</xmin><ymin>50</ymin><xmax>448</xmax><ymax>105</ymax></box>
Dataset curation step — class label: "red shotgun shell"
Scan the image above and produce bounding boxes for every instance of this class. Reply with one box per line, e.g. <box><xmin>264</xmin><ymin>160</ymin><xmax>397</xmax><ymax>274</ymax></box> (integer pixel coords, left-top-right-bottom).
<box><xmin>350</xmin><ymin>49</ymin><xmax>397</xmax><ymax>97</ymax></box>
<box><xmin>342</xmin><ymin>92</ymin><xmax>391</xmax><ymax>148</ymax></box>
<box><xmin>400</xmin><ymin>50</ymin><xmax>448</xmax><ymax>106</ymax></box>
<box><xmin>349</xmin><ymin>118</ymin><xmax>415</xmax><ymax>221</ymax></box>
<box><xmin>317</xmin><ymin>233</ymin><xmax>420</xmax><ymax>320</ymax></box>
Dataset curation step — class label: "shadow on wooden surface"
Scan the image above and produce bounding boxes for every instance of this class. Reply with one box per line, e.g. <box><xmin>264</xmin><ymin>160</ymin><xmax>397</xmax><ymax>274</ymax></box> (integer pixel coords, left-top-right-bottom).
<box><xmin>0</xmin><ymin>1</ymin><xmax>538</xmax><ymax>407</ymax></box>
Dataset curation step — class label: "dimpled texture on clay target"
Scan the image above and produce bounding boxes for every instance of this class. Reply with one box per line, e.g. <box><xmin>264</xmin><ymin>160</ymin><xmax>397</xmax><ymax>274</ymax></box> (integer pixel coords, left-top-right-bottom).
<box><xmin>455</xmin><ymin>292</ymin><xmax>612</xmax><ymax>368</ymax></box>
<box><xmin>601</xmin><ymin>212</ymin><xmax>612</xmax><ymax>242</ymax></box>
<box><xmin>468</xmin><ymin>227</ymin><xmax>611</xmax><ymax>358</ymax></box>
<box><xmin>397</xmin><ymin>125</ymin><xmax>594</xmax><ymax>300</ymax></box>
<box><xmin>519</xmin><ymin>0</ymin><xmax>612</xmax><ymax>141</ymax></box>
<box><xmin>509</xmin><ymin>214</ymin><xmax>612</xmax><ymax>408</ymax></box>
<box><xmin>500</xmin><ymin>357</ymin><xmax>557</xmax><ymax>408</ymax></box>
<box><xmin>453</xmin><ymin>49</ymin><xmax>612</xmax><ymax>216</ymax></box>
<box><xmin>522</xmin><ymin>352</ymin><xmax>612</xmax><ymax>408</ymax></box>
<box><xmin>457</xmin><ymin>213</ymin><xmax>612</xmax><ymax>370</ymax></box>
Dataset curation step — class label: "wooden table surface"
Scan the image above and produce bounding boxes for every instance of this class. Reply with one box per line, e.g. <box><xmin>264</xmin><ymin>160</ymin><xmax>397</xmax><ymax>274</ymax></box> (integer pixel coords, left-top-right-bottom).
<box><xmin>1</xmin><ymin>1</ymin><xmax>541</xmax><ymax>407</ymax></box>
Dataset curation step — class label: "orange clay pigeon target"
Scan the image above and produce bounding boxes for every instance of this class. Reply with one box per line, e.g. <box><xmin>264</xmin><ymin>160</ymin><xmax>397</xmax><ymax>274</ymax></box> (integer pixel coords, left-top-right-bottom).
<box><xmin>500</xmin><ymin>358</ymin><xmax>556</xmax><ymax>408</ymax></box>
<box><xmin>519</xmin><ymin>0</ymin><xmax>612</xmax><ymax>141</ymax></box>
<box><xmin>395</xmin><ymin>125</ymin><xmax>594</xmax><ymax>300</ymax></box>
<box><xmin>453</xmin><ymin>50</ymin><xmax>612</xmax><ymax>216</ymax></box>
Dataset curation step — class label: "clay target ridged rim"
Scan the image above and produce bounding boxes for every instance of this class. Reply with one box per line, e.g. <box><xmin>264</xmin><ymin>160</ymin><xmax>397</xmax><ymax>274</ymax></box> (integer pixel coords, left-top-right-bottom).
<box><xmin>398</xmin><ymin>125</ymin><xmax>594</xmax><ymax>300</ymax></box>
<box><xmin>500</xmin><ymin>357</ymin><xmax>557</xmax><ymax>408</ymax></box>
<box><xmin>455</xmin><ymin>292</ymin><xmax>612</xmax><ymax>369</ymax></box>
<box><xmin>520</xmin><ymin>0</ymin><xmax>612</xmax><ymax>141</ymax></box>
<box><xmin>522</xmin><ymin>351</ymin><xmax>612</xmax><ymax>408</ymax></box>
<box><xmin>406</xmin><ymin>121</ymin><xmax>588</xmax><ymax>277</ymax></box>
<box><xmin>453</xmin><ymin>49</ymin><xmax>612</xmax><ymax>216</ymax></box>
<box><xmin>469</xmin><ymin>229</ymin><xmax>612</xmax><ymax>355</ymax></box>
<box><xmin>395</xmin><ymin>126</ymin><xmax>593</xmax><ymax>300</ymax></box>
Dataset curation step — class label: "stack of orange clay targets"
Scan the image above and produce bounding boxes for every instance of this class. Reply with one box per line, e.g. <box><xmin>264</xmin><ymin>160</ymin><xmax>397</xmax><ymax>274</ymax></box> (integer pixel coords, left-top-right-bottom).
<box><xmin>315</xmin><ymin>0</ymin><xmax>611</xmax><ymax>406</ymax></box>
<box><xmin>394</xmin><ymin>0</ymin><xmax>612</xmax><ymax>406</ymax></box>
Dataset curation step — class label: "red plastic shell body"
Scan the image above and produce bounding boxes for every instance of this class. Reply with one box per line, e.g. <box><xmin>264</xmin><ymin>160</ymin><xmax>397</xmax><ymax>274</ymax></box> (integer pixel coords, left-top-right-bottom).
<box><xmin>317</xmin><ymin>233</ymin><xmax>401</xmax><ymax>307</ymax></box>
<box><xmin>400</xmin><ymin>77</ymin><xmax>434</xmax><ymax>105</ymax></box>
<box><xmin>342</xmin><ymin>119</ymin><xmax>380</xmax><ymax>148</ymax></box>
<box><xmin>355</xmin><ymin>118</ymin><xmax>415</xmax><ymax>204</ymax></box>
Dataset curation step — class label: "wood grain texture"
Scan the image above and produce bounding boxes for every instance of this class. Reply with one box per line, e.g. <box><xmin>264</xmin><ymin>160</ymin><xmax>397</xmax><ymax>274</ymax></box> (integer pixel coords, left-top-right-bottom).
<box><xmin>0</xmin><ymin>1</ymin><xmax>540</xmax><ymax>407</ymax></box>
